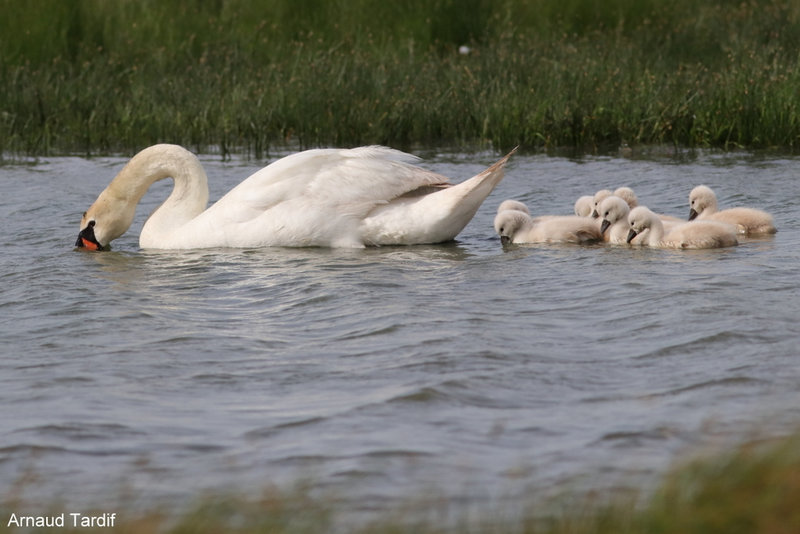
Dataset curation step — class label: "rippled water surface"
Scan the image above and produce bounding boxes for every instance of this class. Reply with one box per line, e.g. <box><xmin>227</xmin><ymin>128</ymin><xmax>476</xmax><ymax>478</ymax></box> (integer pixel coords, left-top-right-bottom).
<box><xmin>2</xmin><ymin>148</ymin><xmax>800</xmax><ymax>523</ymax></box>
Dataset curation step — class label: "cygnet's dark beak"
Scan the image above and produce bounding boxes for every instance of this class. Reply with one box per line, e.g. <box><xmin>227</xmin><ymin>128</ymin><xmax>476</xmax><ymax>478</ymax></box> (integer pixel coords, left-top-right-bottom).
<box><xmin>600</xmin><ymin>219</ymin><xmax>611</xmax><ymax>235</ymax></box>
<box><xmin>75</xmin><ymin>221</ymin><xmax>104</xmax><ymax>251</ymax></box>
<box><xmin>626</xmin><ymin>228</ymin><xmax>638</xmax><ymax>244</ymax></box>
<box><xmin>500</xmin><ymin>235</ymin><xmax>511</xmax><ymax>245</ymax></box>
<box><xmin>688</xmin><ymin>208</ymin><xmax>699</xmax><ymax>221</ymax></box>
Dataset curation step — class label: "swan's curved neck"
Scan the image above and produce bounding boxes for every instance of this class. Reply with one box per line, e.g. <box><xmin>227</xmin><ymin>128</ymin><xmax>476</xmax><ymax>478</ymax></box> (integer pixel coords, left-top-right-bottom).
<box><xmin>98</xmin><ymin>145</ymin><xmax>210</xmax><ymax>247</ymax></box>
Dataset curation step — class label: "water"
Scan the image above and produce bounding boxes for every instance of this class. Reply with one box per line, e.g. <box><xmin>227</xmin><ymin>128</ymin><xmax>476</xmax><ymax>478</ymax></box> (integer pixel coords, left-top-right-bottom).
<box><xmin>2</xmin><ymin>148</ymin><xmax>800</xmax><ymax>524</ymax></box>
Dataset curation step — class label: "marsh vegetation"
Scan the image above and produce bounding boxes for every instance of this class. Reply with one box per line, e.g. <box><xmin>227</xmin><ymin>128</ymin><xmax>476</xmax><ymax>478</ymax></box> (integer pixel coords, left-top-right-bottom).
<box><xmin>2</xmin><ymin>0</ymin><xmax>800</xmax><ymax>157</ymax></box>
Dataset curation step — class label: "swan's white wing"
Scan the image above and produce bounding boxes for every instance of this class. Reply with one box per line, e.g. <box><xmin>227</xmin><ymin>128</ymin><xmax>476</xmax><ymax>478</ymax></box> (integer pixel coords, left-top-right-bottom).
<box><xmin>184</xmin><ymin>146</ymin><xmax>452</xmax><ymax>247</ymax></box>
<box><xmin>212</xmin><ymin>146</ymin><xmax>449</xmax><ymax>220</ymax></box>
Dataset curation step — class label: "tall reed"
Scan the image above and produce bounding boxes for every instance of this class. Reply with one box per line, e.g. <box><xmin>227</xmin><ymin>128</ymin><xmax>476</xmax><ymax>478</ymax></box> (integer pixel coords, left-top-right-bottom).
<box><xmin>1</xmin><ymin>0</ymin><xmax>799</xmax><ymax>156</ymax></box>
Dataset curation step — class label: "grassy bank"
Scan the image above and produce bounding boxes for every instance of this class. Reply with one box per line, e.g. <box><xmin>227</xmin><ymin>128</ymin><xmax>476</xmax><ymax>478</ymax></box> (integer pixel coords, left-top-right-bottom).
<box><xmin>2</xmin><ymin>0</ymin><xmax>800</xmax><ymax>157</ymax></box>
<box><xmin>3</xmin><ymin>431</ymin><xmax>800</xmax><ymax>533</ymax></box>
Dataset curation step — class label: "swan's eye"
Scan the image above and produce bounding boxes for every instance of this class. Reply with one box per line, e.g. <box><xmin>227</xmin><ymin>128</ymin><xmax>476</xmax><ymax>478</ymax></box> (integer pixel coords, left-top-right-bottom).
<box><xmin>499</xmin><ymin>226</ymin><xmax>505</xmax><ymax>233</ymax></box>
<box><xmin>88</xmin><ymin>220</ymin><xmax>96</xmax><ymax>228</ymax></box>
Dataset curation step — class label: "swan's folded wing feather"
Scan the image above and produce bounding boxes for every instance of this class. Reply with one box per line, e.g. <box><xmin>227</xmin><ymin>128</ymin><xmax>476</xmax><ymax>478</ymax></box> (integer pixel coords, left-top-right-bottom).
<box><xmin>214</xmin><ymin>146</ymin><xmax>450</xmax><ymax>221</ymax></box>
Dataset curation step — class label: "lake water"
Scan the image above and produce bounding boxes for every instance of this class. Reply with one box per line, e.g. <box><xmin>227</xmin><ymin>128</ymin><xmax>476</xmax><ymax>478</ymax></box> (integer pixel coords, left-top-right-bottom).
<box><xmin>1</xmin><ymin>147</ymin><xmax>799</xmax><ymax>525</ymax></box>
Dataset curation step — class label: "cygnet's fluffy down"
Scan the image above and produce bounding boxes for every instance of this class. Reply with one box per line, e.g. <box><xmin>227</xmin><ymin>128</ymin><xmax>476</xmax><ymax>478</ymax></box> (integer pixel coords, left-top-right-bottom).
<box><xmin>614</xmin><ymin>186</ymin><xmax>682</xmax><ymax>222</ymax></box>
<box><xmin>591</xmin><ymin>189</ymin><xmax>614</xmax><ymax>218</ymax></box>
<box><xmin>613</xmin><ymin>187</ymin><xmax>639</xmax><ymax>209</ymax></box>
<box><xmin>688</xmin><ymin>185</ymin><xmax>777</xmax><ymax>235</ymax></box>
<box><xmin>627</xmin><ymin>206</ymin><xmax>738</xmax><ymax>249</ymax></box>
<box><xmin>599</xmin><ymin>196</ymin><xmax>682</xmax><ymax>244</ymax></box>
<box><xmin>496</xmin><ymin>199</ymin><xmax>558</xmax><ymax>225</ymax></box>
<box><xmin>598</xmin><ymin>196</ymin><xmax>634</xmax><ymax>244</ymax></box>
<box><xmin>496</xmin><ymin>199</ymin><xmax>531</xmax><ymax>215</ymax></box>
<box><xmin>574</xmin><ymin>195</ymin><xmax>595</xmax><ymax>217</ymax></box>
<box><xmin>494</xmin><ymin>209</ymin><xmax>603</xmax><ymax>245</ymax></box>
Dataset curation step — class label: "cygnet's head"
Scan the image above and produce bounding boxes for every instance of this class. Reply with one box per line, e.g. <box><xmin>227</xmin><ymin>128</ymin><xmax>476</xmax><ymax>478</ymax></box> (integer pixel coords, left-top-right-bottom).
<box><xmin>626</xmin><ymin>206</ymin><xmax>659</xmax><ymax>243</ymax></box>
<box><xmin>494</xmin><ymin>209</ymin><xmax>531</xmax><ymax>245</ymax></box>
<box><xmin>598</xmin><ymin>195</ymin><xmax>630</xmax><ymax>235</ymax></box>
<box><xmin>496</xmin><ymin>199</ymin><xmax>530</xmax><ymax>215</ymax></box>
<box><xmin>613</xmin><ymin>187</ymin><xmax>638</xmax><ymax>209</ymax></box>
<box><xmin>592</xmin><ymin>189</ymin><xmax>613</xmax><ymax>218</ymax></box>
<box><xmin>688</xmin><ymin>185</ymin><xmax>717</xmax><ymax>220</ymax></box>
<box><xmin>574</xmin><ymin>195</ymin><xmax>594</xmax><ymax>217</ymax></box>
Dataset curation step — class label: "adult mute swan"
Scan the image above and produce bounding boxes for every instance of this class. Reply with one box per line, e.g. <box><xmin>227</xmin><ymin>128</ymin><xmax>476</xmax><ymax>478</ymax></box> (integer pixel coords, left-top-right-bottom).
<box><xmin>688</xmin><ymin>185</ymin><xmax>777</xmax><ymax>235</ymax></box>
<box><xmin>627</xmin><ymin>206</ymin><xmax>738</xmax><ymax>249</ymax></box>
<box><xmin>76</xmin><ymin>144</ymin><xmax>515</xmax><ymax>250</ymax></box>
<box><xmin>494</xmin><ymin>209</ymin><xmax>602</xmax><ymax>245</ymax></box>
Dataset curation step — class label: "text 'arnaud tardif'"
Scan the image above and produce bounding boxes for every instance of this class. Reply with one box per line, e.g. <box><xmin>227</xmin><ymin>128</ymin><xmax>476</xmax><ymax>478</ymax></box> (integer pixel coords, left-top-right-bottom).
<box><xmin>7</xmin><ymin>512</ymin><xmax>116</xmax><ymax>528</ymax></box>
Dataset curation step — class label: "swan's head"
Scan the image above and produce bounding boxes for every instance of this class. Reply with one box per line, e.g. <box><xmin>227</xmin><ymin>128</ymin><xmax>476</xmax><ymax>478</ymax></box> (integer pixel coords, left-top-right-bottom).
<box><xmin>591</xmin><ymin>189</ymin><xmax>613</xmax><ymax>218</ymax></box>
<box><xmin>689</xmin><ymin>185</ymin><xmax>717</xmax><ymax>220</ymax></box>
<box><xmin>75</xmin><ymin>193</ymin><xmax>136</xmax><ymax>251</ymax></box>
<box><xmin>598</xmin><ymin>195</ymin><xmax>629</xmax><ymax>235</ymax></box>
<box><xmin>494</xmin><ymin>209</ymin><xmax>531</xmax><ymax>245</ymax></box>
<box><xmin>626</xmin><ymin>206</ymin><xmax>657</xmax><ymax>243</ymax></box>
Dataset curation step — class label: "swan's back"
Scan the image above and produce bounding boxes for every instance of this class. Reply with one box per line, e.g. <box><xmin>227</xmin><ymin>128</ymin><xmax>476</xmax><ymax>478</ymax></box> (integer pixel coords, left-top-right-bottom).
<box><xmin>698</xmin><ymin>207</ymin><xmax>776</xmax><ymax>235</ymax></box>
<box><xmin>532</xmin><ymin>216</ymin><xmax>603</xmax><ymax>244</ymax></box>
<box><xmin>629</xmin><ymin>206</ymin><xmax>737</xmax><ymax>249</ymax></box>
<box><xmin>661</xmin><ymin>221</ymin><xmax>739</xmax><ymax>249</ymax></box>
<box><xmin>217</xmin><ymin>146</ymin><xmax>448</xmax><ymax>211</ymax></box>
<box><xmin>198</xmin><ymin>146</ymin><xmax>467</xmax><ymax>247</ymax></box>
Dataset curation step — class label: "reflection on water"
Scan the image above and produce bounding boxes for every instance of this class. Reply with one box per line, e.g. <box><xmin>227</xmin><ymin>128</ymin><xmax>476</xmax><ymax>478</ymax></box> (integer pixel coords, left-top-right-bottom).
<box><xmin>0</xmin><ymin>150</ymin><xmax>798</xmax><ymax>525</ymax></box>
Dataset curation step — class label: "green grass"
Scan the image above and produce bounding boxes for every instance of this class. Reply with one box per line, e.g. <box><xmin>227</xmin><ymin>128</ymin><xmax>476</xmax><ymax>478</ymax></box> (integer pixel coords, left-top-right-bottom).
<box><xmin>2</xmin><ymin>0</ymin><xmax>800</xmax><ymax>157</ymax></box>
<box><xmin>3</xmin><ymin>431</ymin><xmax>800</xmax><ymax>533</ymax></box>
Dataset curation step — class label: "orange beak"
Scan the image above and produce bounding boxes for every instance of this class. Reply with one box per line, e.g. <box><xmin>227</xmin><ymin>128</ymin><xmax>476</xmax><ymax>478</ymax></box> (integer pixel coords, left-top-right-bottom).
<box><xmin>75</xmin><ymin>221</ymin><xmax>104</xmax><ymax>251</ymax></box>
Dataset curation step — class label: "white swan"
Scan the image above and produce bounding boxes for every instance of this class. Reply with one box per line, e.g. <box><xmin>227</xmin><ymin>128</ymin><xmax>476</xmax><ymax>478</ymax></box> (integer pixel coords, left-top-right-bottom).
<box><xmin>76</xmin><ymin>144</ymin><xmax>515</xmax><ymax>250</ymax></box>
<box><xmin>494</xmin><ymin>210</ymin><xmax>602</xmax><ymax>245</ymax></box>
<box><xmin>627</xmin><ymin>206</ymin><xmax>738</xmax><ymax>249</ymax></box>
<box><xmin>688</xmin><ymin>185</ymin><xmax>777</xmax><ymax>235</ymax></box>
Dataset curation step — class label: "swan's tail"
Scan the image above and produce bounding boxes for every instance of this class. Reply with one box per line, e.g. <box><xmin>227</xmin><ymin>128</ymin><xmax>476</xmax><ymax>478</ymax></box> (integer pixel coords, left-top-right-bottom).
<box><xmin>360</xmin><ymin>147</ymin><xmax>517</xmax><ymax>245</ymax></box>
<box><xmin>419</xmin><ymin>146</ymin><xmax>517</xmax><ymax>242</ymax></box>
